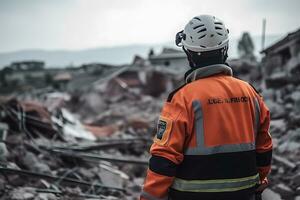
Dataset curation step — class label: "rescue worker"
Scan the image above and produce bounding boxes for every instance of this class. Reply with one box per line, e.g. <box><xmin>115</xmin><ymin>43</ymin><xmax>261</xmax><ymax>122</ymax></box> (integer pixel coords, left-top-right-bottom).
<box><xmin>140</xmin><ymin>15</ymin><xmax>272</xmax><ymax>200</ymax></box>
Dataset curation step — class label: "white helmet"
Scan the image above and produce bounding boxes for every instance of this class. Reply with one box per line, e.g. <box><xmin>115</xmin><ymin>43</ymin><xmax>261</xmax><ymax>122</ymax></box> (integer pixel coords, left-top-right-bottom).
<box><xmin>176</xmin><ymin>15</ymin><xmax>229</xmax><ymax>52</ymax></box>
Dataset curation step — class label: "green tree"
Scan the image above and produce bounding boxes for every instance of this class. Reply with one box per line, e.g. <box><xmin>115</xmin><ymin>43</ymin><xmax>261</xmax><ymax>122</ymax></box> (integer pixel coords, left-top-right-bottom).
<box><xmin>238</xmin><ymin>32</ymin><xmax>256</xmax><ymax>61</ymax></box>
<box><xmin>0</xmin><ymin>67</ymin><xmax>13</xmax><ymax>86</ymax></box>
<box><xmin>44</xmin><ymin>73</ymin><xmax>53</xmax><ymax>85</ymax></box>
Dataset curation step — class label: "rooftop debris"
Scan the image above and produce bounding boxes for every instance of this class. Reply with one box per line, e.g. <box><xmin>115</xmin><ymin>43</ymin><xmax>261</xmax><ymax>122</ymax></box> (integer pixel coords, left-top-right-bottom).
<box><xmin>0</xmin><ymin>61</ymin><xmax>177</xmax><ymax>199</ymax></box>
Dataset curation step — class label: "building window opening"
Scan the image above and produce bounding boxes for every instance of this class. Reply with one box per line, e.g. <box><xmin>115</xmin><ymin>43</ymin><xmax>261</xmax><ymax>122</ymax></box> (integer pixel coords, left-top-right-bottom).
<box><xmin>164</xmin><ymin>61</ymin><xmax>170</xmax><ymax>66</ymax></box>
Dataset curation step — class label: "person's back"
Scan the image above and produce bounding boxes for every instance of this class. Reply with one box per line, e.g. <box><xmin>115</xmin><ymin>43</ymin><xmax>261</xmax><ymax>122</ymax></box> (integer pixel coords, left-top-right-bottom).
<box><xmin>140</xmin><ymin>15</ymin><xmax>272</xmax><ymax>200</ymax></box>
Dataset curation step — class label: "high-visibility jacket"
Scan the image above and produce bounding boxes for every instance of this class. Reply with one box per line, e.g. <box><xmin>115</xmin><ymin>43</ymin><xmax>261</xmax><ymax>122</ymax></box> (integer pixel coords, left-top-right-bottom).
<box><xmin>140</xmin><ymin>64</ymin><xmax>272</xmax><ymax>200</ymax></box>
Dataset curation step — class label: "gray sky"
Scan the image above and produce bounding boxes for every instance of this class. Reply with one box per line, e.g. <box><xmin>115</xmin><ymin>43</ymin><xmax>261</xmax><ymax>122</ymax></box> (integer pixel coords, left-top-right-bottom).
<box><xmin>0</xmin><ymin>0</ymin><xmax>299</xmax><ymax>53</ymax></box>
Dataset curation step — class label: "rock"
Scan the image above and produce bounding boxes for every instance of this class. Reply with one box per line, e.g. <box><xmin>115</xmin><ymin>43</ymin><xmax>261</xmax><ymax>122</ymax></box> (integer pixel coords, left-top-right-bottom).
<box><xmin>11</xmin><ymin>187</ymin><xmax>35</xmax><ymax>200</ymax></box>
<box><xmin>0</xmin><ymin>143</ymin><xmax>8</xmax><ymax>162</ymax></box>
<box><xmin>98</xmin><ymin>163</ymin><xmax>125</xmax><ymax>188</ymax></box>
<box><xmin>293</xmin><ymin>173</ymin><xmax>300</xmax><ymax>187</ymax></box>
<box><xmin>288</xmin><ymin>113</ymin><xmax>300</xmax><ymax>128</ymax></box>
<box><xmin>277</xmin><ymin>128</ymin><xmax>300</xmax><ymax>152</ymax></box>
<box><xmin>295</xmin><ymin>98</ymin><xmax>300</xmax><ymax>114</ymax></box>
<box><xmin>278</xmin><ymin>141</ymin><xmax>300</xmax><ymax>153</ymax></box>
<box><xmin>296</xmin><ymin>186</ymin><xmax>300</xmax><ymax>195</ymax></box>
<box><xmin>78</xmin><ymin>168</ymin><xmax>95</xmax><ymax>180</ymax></box>
<box><xmin>291</xmin><ymin>91</ymin><xmax>300</xmax><ymax>102</ymax></box>
<box><xmin>20</xmin><ymin>152</ymin><xmax>51</xmax><ymax>174</ymax></box>
<box><xmin>295</xmin><ymin>196</ymin><xmax>300</xmax><ymax>200</ymax></box>
<box><xmin>270</xmin><ymin>119</ymin><xmax>286</xmax><ymax>137</ymax></box>
<box><xmin>273</xmin><ymin>155</ymin><xmax>296</xmax><ymax>169</ymax></box>
<box><xmin>265</xmin><ymin>100</ymin><xmax>286</xmax><ymax>119</ymax></box>
<box><xmin>273</xmin><ymin>183</ymin><xmax>294</xmax><ymax>199</ymax></box>
<box><xmin>262</xmin><ymin>188</ymin><xmax>282</xmax><ymax>200</ymax></box>
<box><xmin>0</xmin><ymin>122</ymin><xmax>8</xmax><ymax>162</ymax></box>
<box><xmin>0</xmin><ymin>175</ymin><xmax>6</xmax><ymax>194</ymax></box>
<box><xmin>34</xmin><ymin>193</ymin><xmax>58</xmax><ymax>200</ymax></box>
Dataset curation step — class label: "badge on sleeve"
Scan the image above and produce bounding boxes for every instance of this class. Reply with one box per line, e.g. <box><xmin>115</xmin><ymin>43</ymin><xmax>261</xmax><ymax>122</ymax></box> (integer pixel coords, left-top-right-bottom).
<box><xmin>154</xmin><ymin>116</ymin><xmax>172</xmax><ymax>146</ymax></box>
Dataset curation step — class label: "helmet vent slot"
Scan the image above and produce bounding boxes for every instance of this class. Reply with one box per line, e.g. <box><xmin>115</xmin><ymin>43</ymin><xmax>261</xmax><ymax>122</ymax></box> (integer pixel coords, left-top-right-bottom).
<box><xmin>193</xmin><ymin>17</ymin><xmax>202</xmax><ymax>21</ymax></box>
<box><xmin>218</xmin><ymin>42</ymin><xmax>222</xmax><ymax>45</ymax></box>
<box><xmin>214</xmin><ymin>22</ymin><xmax>223</xmax><ymax>25</ymax></box>
<box><xmin>198</xmin><ymin>34</ymin><xmax>206</xmax><ymax>39</ymax></box>
<box><xmin>217</xmin><ymin>32</ymin><xmax>223</xmax><ymax>36</ymax></box>
<box><xmin>200</xmin><ymin>45</ymin><xmax>206</xmax><ymax>48</ymax></box>
<box><xmin>197</xmin><ymin>28</ymin><xmax>207</xmax><ymax>33</ymax></box>
<box><xmin>215</xmin><ymin>26</ymin><xmax>222</xmax><ymax>30</ymax></box>
<box><xmin>193</xmin><ymin>24</ymin><xmax>204</xmax><ymax>29</ymax></box>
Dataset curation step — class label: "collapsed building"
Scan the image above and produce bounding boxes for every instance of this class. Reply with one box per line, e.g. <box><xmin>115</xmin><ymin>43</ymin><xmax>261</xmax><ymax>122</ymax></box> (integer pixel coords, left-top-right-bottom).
<box><xmin>148</xmin><ymin>48</ymin><xmax>189</xmax><ymax>74</ymax></box>
<box><xmin>2</xmin><ymin>61</ymin><xmax>46</xmax><ymax>86</ymax></box>
<box><xmin>261</xmin><ymin>28</ymin><xmax>300</xmax><ymax>88</ymax></box>
<box><xmin>0</xmin><ymin>57</ymin><xmax>185</xmax><ymax>200</ymax></box>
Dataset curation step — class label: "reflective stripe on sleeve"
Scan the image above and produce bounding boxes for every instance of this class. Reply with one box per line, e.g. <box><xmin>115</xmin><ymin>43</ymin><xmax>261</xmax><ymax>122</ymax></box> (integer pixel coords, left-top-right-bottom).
<box><xmin>185</xmin><ymin>100</ymin><xmax>255</xmax><ymax>155</ymax></box>
<box><xmin>253</xmin><ymin>97</ymin><xmax>261</xmax><ymax>138</ymax></box>
<box><xmin>171</xmin><ymin>174</ymin><xmax>259</xmax><ymax>193</ymax></box>
<box><xmin>140</xmin><ymin>190</ymin><xmax>168</xmax><ymax>200</ymax></box>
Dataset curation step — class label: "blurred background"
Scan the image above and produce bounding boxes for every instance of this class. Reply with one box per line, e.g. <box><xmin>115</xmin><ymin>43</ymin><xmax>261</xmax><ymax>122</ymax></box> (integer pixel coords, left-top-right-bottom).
<box><xmin>0</xmin><ymin>0</ymin><xmax>299</xmax><ymax>199</ymax></box>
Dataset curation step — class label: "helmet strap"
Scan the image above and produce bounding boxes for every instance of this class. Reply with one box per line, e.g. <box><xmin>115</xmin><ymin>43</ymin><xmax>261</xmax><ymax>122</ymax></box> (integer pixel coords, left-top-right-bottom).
<box><xmin>221</xmin><ymin>45</ymin><xmax>229</xmax><ymax>62</ymax></box>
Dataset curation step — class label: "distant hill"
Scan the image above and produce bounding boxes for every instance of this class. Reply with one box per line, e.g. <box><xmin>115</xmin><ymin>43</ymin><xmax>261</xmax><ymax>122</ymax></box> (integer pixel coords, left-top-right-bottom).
<box><xmin>0</xmin><ymin>35</ymin><xmax>282</xmax><ymax>68</ymax></box>
<box><xmin>0</xmin><ymin>45</ymin><xmax>156</xmax><ymax>68</ymax></box>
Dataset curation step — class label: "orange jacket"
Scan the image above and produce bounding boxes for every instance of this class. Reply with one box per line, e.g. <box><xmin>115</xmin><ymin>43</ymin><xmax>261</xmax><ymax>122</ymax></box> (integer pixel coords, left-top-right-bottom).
<box><xmin>140</xmin><ymin>64</ymin><xmax>272</xmax><ymax>200</ymax></box>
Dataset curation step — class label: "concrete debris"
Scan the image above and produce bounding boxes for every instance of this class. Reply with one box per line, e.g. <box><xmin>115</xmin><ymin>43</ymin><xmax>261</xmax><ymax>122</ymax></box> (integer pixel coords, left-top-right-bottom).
<box><xmin>265</xmin><ymin>100</ymin><xmax>286</xmax><ymax>119</ymax></box>
<box><xmin>84</xmin><ymin>124</ymin><xmax>118</xmax><ymax>138</ymax></box>
<box><xmin>292</xmin><ymin>173</ymin><xmax>300</xmax><ymax>187</ymax></box>
<box><xmin>277</xmin><ymin>129</ymin><xmax>300</xmax><ymax>152</ymax></box>
<box><xmin>262</xmin><ymin>188</ymin><xmax>282</xmax><ymax>200</ymax></box>
<box><xmin>274</xmin><ymin>184</ymin><xmax>294</xmax><ymax>199</ymax></box>
<box><xmin>10</xmin><ymin>187</ymin><xmax>36</xmax><ymax>200</ymax></box>
<box><xmin>52</xmin><ymin>108</ymin><xmax>97</xmax><ymax>141</ymax></box>
<box><xmin>257</xmin><ymin>33</ymin><xmax>300</xmax><ymax>199</ymax></box>
<box><xmin>0</xmin><ymin>96</ymin><xmax>148</xmax><ymax>200</ymax></box>
<box><xmin>270</xmin><ymin>119</ymin><xmax>286</xmax><ymax>137</ymax></box>
<box><xmin>0</xmin><ymin>63</ymin><xmax>175</xmax><ymax>199</ymax></box>
<box><xmin>20</xmin><ymin>152</ymin><xmax>52</xmax><ymax>174</ymax></box>
<box><xmin>0</xmin><ymin>122</ymin><xmax>8</xmax><ymax>162</ymax></box>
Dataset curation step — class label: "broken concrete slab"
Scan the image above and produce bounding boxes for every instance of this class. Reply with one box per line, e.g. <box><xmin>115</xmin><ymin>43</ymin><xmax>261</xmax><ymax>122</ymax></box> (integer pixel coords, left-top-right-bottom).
<box><xmin>262</xmin><ymin>189</ymin><xmax>282</xmax><ymax>200</ymax></box>
<box><xmin>273</xmin><ymin>184</ymin><xmax>294</xmax><ymax>199</ymax></box>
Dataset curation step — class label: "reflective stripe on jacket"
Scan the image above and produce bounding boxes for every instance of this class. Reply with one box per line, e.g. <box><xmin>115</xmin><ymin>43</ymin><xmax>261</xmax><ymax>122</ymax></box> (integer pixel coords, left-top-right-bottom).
<box><xmin>140</xmin><ymin>64</ymin><xmax>272</xmax><ymax>200</ymax></box>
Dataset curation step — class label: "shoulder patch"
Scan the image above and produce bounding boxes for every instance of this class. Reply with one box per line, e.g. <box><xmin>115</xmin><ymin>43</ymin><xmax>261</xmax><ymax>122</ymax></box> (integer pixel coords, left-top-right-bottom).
<box><xmin>153</xmin><ymin>117</ymin><xmax>173</xmax><ymax>146</ymax></box>
<box><xmin>167</xmin><ymin>84</ymin><xmax>187</xmax><ymax>102</ymax></box>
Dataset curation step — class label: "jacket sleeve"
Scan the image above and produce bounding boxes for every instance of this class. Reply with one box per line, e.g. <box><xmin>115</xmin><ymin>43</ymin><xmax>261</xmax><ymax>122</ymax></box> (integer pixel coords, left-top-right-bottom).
<box><xmin>140</xmin><ymin>95</ymin><xmax>190</xmax><ymax>200</ymax></box>
<box><xmin>255</xmin><ymin>96</ymin><xmax>273</xmax><ymax>182</ymax></box>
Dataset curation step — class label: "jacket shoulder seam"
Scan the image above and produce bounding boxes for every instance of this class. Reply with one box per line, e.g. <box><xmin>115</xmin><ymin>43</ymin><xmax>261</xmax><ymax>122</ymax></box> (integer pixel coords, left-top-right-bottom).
<box><xmin>167</xmin><ymin>83</ymin><xmax>187</xmax><ymax>102</ymax></box>
<box><xmin>232</xmin><ymin>77</ymin><xmax>262</xmax><ymax>97</ymax></box>
<box><xmin>247</xmin><ymin>83</ymin><xmax>262</xmax><ymax>97</ymax></box>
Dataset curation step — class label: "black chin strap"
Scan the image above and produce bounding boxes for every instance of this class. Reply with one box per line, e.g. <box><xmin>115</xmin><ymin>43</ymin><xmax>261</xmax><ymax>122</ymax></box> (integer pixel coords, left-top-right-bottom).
<box><xmin>221</xmin><ymin>45</ymin><xmax>229</xmax><ymax>63</ymax></box>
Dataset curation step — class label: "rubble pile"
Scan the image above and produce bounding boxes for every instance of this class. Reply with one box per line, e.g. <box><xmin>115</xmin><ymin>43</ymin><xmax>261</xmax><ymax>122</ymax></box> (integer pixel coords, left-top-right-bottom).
<box><xmin>0</xmin><ymin>61</ymin><xmax>183</xmax><ymax>200</ymax></box>
<box><xmin>232</xmin><ymin>54</ymin><xmax>300</xmax><ymax>199</ymax></box>
<box><xmin>0</xmin><ymin>97</ymin><xmax>156</xmax><ymax>199</ymax></box>
<box><xmin>260</xmin><ymin>83</ymin><xmax>300</xmax><ymax>200</ymax></box>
